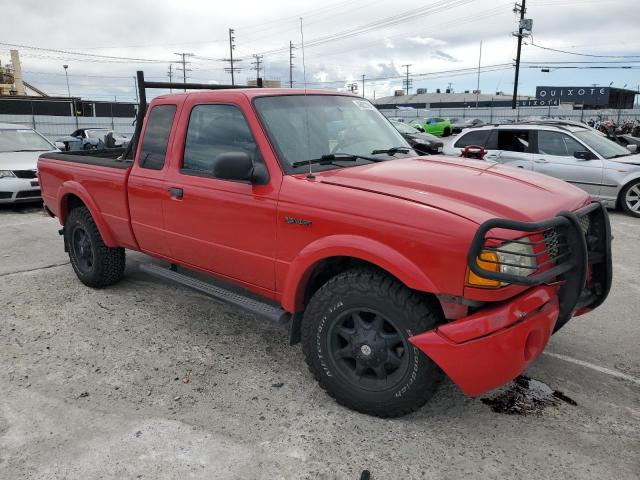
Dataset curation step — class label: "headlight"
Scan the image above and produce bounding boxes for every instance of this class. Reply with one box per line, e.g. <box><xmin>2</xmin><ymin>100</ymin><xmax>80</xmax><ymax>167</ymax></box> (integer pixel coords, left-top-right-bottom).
<box><xmin>0</xmin><ymin>170</ymin><xmax>16</xmax><ymax>179</ymax></box>
<box><xmin>467</xmin><ymin>237</ymin><xmax>537</xmax><ymax>288</ymax></box>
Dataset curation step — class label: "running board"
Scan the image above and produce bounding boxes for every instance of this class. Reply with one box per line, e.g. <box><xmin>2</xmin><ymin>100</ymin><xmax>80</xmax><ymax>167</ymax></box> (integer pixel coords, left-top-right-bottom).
<box><xmin>139</xmin><ymin>263</ymin><xmax>290</xmax><ymax>324</ymax></box>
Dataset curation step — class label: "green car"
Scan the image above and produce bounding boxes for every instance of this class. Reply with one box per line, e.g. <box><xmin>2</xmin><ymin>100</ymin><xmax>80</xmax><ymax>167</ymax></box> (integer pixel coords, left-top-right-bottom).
<box><xmin>409</xmin><ymin>117</ymin><xmax>452</xmax><ymax>137</ymax></box>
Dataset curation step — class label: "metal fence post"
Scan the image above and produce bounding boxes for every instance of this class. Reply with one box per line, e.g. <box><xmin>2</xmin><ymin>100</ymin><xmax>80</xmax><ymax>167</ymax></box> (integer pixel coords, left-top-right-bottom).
<box><xmin>30</xmin><ymin>100</ymin><xmax>36</xmax><ymax>129</ymax></box>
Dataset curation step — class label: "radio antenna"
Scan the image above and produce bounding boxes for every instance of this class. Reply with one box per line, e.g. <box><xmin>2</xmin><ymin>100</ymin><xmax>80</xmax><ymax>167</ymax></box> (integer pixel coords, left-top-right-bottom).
<box><xmin>300</xmin><ymin>17</ymin><xmax>313</xmax><ymax>179</ymax></box>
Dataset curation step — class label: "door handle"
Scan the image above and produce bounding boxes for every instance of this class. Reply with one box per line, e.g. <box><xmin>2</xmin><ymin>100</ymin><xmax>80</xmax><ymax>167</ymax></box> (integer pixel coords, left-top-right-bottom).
<box><xmin>534</xmin><ymin>158</ymin><xmax>548</xmax><ymax>164</ymax></box>
<box><xmin>168</xmin><ymin>187</ymin><xmax>184</xmax><ymax>199</ymax></box>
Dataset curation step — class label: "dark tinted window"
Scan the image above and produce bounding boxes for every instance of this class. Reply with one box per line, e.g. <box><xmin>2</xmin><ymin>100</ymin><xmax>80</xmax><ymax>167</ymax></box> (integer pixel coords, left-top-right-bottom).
<box><xmin>454</xmin><ymin>130</ymin><xmax>491</xmax><ymax>148</ymax></box>
<box><xmin>139</xmin><ymin>104</ymin><xmax>176</xmax><ymax>170</ymax></box>
<box><xmin>183</xmin><ymin>104</ymin><xmax>259</xmax><ymax>175</ymax></box>
<box><xmin>497</xmin><ymin>130</ymin><xmax>530</xmax><ymax>153</ymax></box>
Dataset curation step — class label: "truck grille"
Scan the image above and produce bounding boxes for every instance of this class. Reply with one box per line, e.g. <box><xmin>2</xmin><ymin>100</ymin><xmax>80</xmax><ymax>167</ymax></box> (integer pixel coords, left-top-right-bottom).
<box><xmin>13</xmin><ymin>170</ymin><xmax>38</xmax><ymax>179</ymax></box>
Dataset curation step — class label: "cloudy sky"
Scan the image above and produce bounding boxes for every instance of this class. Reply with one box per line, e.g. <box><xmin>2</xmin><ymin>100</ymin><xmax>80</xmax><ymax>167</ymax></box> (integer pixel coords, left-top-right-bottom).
<box><xmin>2</xmin><ymin>0</ymin><xmax>639</xmax><ymax>102</ymax></box>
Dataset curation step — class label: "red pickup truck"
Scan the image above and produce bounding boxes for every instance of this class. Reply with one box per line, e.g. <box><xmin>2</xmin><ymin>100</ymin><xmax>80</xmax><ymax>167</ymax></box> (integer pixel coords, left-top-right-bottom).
<box><xmin>38</xmin><ymin>73</ymin><xmax>612</xmax><ymax>417</ymax></box>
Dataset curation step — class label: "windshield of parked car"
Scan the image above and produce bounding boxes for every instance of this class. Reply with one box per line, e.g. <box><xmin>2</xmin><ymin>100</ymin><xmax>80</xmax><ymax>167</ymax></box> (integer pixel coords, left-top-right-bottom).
<box><xmin>86</xmin><ymin>129</ymin><xmax>110</xmax><ymax>140</ymax></box>
<box><xmin>392</xmin><ymin>121</ymin><xmax>421</xmax><ymax>135</ymax></box>
<box><xmin>254</xmin><ymin>95</ymin><xmax>412</xmax><ymax>172</ymax></box>
<box><xmin>573</xmin><ymin>130</ymin><xmax>633</xmax><ymax>159</ymax></box>
<box><xmin>0</xmin><ymin>128</ymin><xmax>54</xmax><ymax>152</ymax></box>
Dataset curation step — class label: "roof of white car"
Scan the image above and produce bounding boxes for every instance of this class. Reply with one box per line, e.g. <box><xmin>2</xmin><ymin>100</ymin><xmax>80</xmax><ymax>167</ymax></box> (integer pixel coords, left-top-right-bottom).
<box><xmin>462</xmin><ymin>122</ymin><xmax>589</xmax><ymax>133</ymax></box>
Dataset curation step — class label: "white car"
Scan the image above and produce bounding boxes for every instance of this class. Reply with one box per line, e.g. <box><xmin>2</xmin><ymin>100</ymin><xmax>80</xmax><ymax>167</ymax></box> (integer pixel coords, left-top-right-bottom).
<box><xmin>0</xmin><ymin>123</ymin><xmax>58</xmax><ymax>204</ymax></box>
<box><xmin>444</xmin><ymin>121</ymin><xmax>640</xmax><ymax>217</ymax></box>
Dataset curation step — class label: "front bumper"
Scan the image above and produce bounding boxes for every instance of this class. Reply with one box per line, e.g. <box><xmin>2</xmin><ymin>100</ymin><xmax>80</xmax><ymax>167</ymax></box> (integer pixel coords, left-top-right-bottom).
<box><xmin>411</xmin><ymin>202</ymin><xmax>612</xmax><ymax>396</ymax></box>
<box><xmin>0</xmin><ymin>177</ymin><xmax>41</xmax><ymax>203</ymax></box>
<box><xmin>410</xmin><ymin>285</ymin><xmax>559</xmax><ymax>396</ymax></box>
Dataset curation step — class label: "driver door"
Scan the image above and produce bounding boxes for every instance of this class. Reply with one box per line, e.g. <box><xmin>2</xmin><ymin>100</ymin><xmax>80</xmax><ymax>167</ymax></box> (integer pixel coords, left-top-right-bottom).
<box><xmin>161</xmin><ymin>100</ymin><xmax>279</xmax><ymax>291</ymax></box>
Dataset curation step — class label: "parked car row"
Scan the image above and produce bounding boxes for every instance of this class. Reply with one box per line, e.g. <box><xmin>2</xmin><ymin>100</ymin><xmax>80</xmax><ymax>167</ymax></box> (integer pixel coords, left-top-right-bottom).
<box><xmin>444</xmin><ymin>120</ymin><xmax>640</xmax><ymax>217</ymax></box>
<box><xmin>0</xmin><ymin>123</ymin><xmax>56</xmax><ymax>204</ymax></box>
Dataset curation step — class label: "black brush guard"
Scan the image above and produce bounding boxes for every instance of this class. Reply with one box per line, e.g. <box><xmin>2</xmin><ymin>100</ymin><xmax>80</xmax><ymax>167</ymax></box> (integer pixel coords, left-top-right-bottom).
<box><xmin>467</xmin><ymin>202</ymin><xmax>612</xmax><ymax>331</ymax></box>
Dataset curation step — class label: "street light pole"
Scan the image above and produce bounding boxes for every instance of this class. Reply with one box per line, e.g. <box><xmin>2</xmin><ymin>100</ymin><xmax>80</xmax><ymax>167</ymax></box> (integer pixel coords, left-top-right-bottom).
<box><xmin>63</xmin><ymin>64</ymin><xmax>78</xmax><ymax>128</ymax></box>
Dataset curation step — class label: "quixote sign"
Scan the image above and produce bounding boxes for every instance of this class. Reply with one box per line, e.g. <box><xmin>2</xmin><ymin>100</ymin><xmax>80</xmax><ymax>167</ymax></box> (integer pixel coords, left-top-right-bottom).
<box><xmin>535</xmin><ymin>86</ymin><xmax>609</xmax><ymax>106</ymax></box>
<box><xmin>516</xmin><ymin>98</ymin><xmax>559</xmax><ymax>107</ymax></box>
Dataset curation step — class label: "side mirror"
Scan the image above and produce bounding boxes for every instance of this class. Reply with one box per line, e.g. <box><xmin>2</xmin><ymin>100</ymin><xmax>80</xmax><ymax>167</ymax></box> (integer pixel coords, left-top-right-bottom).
<box><xmin>415</xmin><ymin>126</ymin><xmax>425</xmax><ymax>133</ymax></box>
<box><xmin>626</xmin><ymin>144</ymin><xmax>638</xmax><ymax>153</ymax></box>
<box><xmin>54</xmin><ymin>141</ymin><xmax>66</xmax><ymax>151</ymax></box>
<box><xmin>574</xmin><ymin>150</ymin><xmax>595</xmax><ymax>160</ymax></box>
<box><xmin>212</xmin><ymin>152</ymin><xmax>268</xmax><ymax>184</ymax></box>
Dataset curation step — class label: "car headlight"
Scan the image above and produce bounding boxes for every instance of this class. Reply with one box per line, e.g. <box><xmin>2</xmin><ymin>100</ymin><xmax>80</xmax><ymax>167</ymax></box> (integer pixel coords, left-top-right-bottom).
<box><xmin>0</xmin><ymin>170</ymin><xmax>16</xmax><ymax>179</ymax></box>
<box><xmin>467</xmin><ymin>237</ymin><xmax>537</xmax><ymax>288</ymax></box>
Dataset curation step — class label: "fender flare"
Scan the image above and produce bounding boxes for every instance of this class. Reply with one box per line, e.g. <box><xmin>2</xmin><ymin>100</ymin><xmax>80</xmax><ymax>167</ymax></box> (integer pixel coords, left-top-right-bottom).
<box><xmin>281</xmin><ymin>234</ymin><xmax>438</xmax><ymax>312</ymax></box>
<box><xmin>57</xmin><ymin>181</ymin><xmax>118</xmax><ymax>247</ymax></box>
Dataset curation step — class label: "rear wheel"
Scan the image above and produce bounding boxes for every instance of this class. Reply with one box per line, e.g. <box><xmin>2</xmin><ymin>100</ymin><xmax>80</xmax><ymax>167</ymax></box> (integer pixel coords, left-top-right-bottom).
<box><xmin>442</xmin><ymin>127</ymin><xmax>451</xmax><ymax>137</ymax></box>
<box><xmin>619</xmin><ymin>179</ymin><xmax>640</xmax><ymax>217</ymax></box>
<box><xmin>64</xmin><ymin>206</ymin><xmax>125</xmax><ymax>287</ymax></box>
<box><xmin>301</xmin><ymin>268</ymin><xmax>443</xmax><ymax>417</ymax></box>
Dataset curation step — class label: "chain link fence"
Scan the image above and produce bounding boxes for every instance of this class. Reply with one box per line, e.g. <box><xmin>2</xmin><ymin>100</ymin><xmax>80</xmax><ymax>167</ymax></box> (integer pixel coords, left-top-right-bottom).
<box><xmin>0</xmin><ymin>114</ymin><xmax>136</xmax><ymax>140</ymax></box>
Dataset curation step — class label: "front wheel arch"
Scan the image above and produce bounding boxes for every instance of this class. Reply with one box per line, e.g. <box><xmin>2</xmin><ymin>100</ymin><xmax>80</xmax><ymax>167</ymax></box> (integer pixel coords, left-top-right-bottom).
<box><xmin>617</xmin><ymin>178</ymin><xmax>640</xmax><ymax>217</ymax></box>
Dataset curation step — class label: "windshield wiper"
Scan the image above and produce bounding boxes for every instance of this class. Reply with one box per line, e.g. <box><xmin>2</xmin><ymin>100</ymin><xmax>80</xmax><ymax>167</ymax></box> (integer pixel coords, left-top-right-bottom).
<box><xmin>291</xmin><ymin>153</ymin><xmax>384</xmax><ymax>168</ymax></box>
<box><xmin>610</xmin><ymin>153</ymin><xmax>631</xmax><ymax>158</ymax></box>
<box><xmin>15</xmin><ymin>149</ymin><xmax>48</xmax><ymax>152</ymax></box>
<box><xmin>370</xmin><ymin>146</ymin><xmax>413</xmax><ymax>155</ymax></box>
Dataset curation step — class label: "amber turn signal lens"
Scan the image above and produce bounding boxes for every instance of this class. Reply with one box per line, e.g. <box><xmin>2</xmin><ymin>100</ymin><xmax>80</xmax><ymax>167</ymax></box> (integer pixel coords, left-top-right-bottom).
<box><xmin>466</xmin><ymin>251</ymin><xmax>501</xmax><ymax>288</ymax></box>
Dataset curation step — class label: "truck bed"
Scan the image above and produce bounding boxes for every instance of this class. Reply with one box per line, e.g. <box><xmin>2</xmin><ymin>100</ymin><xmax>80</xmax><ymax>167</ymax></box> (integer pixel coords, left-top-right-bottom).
<box><xmin>42</xmin><ymin>148</ymin><xmax>132</xmax><ymax>169</ymax></box>
<box><xmin>38</xmin><ymin>149</ymin><xmax>138</xmax><ymax>249</ymax></box>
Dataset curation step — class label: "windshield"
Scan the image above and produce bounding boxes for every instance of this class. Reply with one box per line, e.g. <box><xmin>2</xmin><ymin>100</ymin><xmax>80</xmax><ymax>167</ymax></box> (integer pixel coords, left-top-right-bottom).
<box><xmin>86</xmin><ymin>129</ymin><xmax>110</xmax><ymax>139</ymax></box>
<box><xmin>392</xmin><ymin>121</ymin><xmax>420</xmax><ymax>135</ymax></box>
<box><xmin>254</xmin><ymin>95</ymin><xmax>411</xmax><ymax>172</ymax></box>
<box><xmin>0</xmin><ymin>128</ymin><xmax>54</xmax><ymax>153</ymax></box>
<box><xmin>573</xmin><ymin>130</ymin><xmax>632</xmax><ymax>159</ymax></box>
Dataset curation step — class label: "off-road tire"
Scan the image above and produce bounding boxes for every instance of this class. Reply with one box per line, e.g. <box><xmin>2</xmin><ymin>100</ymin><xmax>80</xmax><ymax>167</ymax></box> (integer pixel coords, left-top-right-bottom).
<box><xmin>64</xmin><ymin>206</ymin><xmax>125</xmax><ymax>288</ymax></box>
<box><xmin>619</xmin><ymin>179</ymin><xmax>640</xmax><ymax>218</ymax></box>
<box><xmin>301</xmin><ymin>268</ymin><xmax>444</xmax><ymax>417</ymax></box>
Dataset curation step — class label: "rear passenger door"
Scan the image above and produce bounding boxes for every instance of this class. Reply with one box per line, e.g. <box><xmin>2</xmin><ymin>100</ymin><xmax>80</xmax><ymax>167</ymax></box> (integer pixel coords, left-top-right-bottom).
<box><xmin>128</xmin><ymin>103</ymin><xmax>178</xmax><ymax>257</ymax></box>
<box><xmin>162</xmin><ymin>101</ymin><xmax>278</xmax><ymax>291</ymax></box>
<box><xmin>532</xmin><ymin>130</ymin><xmax>603</xmax><ymax>196</ymax></box>
<box><xmin>491</xmin><ymin>129</ymin><xmax>533</xmax><ymax>170</ymax></box>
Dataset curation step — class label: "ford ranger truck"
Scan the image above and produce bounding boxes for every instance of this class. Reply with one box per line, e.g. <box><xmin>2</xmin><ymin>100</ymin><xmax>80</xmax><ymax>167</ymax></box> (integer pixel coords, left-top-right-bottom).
<box><xmin>37</xmin><ymin>74</ymin><xmax>612</xmax><ymax>417</ymax></box>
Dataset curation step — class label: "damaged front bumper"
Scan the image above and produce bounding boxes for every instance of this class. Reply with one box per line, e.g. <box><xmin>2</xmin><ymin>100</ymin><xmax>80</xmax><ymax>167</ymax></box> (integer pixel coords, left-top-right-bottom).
<box><xmin>410</xmin><ymin>202</ymin><xmax>612</xmax><ymax>397</ymax></box>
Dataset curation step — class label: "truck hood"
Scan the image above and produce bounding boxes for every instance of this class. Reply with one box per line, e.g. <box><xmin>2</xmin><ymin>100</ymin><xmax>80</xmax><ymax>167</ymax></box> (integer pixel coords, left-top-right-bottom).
<box><xmin>314</xmin><ymin>156</ymin><xmax>589</xmax><ymax>224</ymax></box>
<box><xmin>0</xmin><ymin>150</ymin><xmax>53</xmax><ymax>171</ymax></box>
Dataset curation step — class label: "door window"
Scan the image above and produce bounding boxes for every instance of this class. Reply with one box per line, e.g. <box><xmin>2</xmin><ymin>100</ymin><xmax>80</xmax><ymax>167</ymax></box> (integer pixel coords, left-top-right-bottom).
<box><xmin>537</xmin><ymin>131</ymin><xmax>585</xmax><ymax>157</ymax></box>
<box><xmin>453</xmin><ymin>130</ymin><xmax>491</xmax><ymax>148</ymax></box>
<box><xmin>139</xmin><ymin>105</ymin><xmax>176</xmax><ymax>170</ymax></box>
<box><xmin>182</xmin><ymin>104</ymin><xmax>259</xmax><ymax>176</ymax></box>
<box><xmin>497</xmin><ymin>130</ymin><xmax>530</xmax><ymax>153</ymax></box>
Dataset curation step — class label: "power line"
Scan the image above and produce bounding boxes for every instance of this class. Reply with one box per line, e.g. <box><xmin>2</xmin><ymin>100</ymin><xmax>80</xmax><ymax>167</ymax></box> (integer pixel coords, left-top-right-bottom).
<box><xmin>0</xmin><ymin>41</ymin><xmax>170</xmax><ymax>63</ymax></box>
<box><xmin>526</xmin><ymin>41</ymin><xmax>640</xmax><ymax>59</ymax></box>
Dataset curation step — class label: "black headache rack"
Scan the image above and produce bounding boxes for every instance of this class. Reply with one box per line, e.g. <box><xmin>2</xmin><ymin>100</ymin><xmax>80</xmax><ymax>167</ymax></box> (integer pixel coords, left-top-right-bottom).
<box><xmin>467</xmin><ymin>202</ymin><xmax>612</xmax><ymax>329</ymax></box>
<box><xmin>123</xmin><ymin>70</ymin><xmax>263</xmax><ymax>160</ymax></box>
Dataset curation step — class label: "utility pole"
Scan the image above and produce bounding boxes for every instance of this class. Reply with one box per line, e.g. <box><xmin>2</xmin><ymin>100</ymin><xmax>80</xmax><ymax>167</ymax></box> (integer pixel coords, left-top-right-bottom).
<box><xmin>361</xmin><ymin>74</ymin><xmax>365</xmax><ymax>98</ymax></box>
<box><xmin>222</xmin><ymin>28</ymin><xmax>242</xmax><ymax>85</ymax></box>
<box><xmin>511</xmin><ymin>0</ymin><xmax>528</xmax><ymax>109</ymax></box>
<box><xmin>167</xmin><ymin>64</ymin><xmax>174</xmax><ymax>93</ymax></box>
<box><xmin>447</xmin><ymin>82</ymin><xmax>453</xmax><ymax>92</ymax></box>
<box><xmin>402</xmin><ymin>64</ymin><xmax>412</xmax><ymax>95</ymax></box>
<box><xmin>251</xmin><ymin>54</ymin><xmax>263</xmax><ymax>82</ymax></box>
<box><xmin>174</xmin><ymin>52</ymin><xmax>194</xmax><ymax>92</ymax></box>
<box><xmin>289</xmin><ymin>41</ymin><xmax>295</xmax><ymax>88</ymax></box>
<box><xmin>476</xmin><ymin>40</ymin><xmax>483</xmax><ymax>107</ymax></box>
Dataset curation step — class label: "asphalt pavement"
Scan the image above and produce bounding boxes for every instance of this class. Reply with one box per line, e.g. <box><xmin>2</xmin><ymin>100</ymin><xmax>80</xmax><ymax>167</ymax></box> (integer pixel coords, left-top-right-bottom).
<box><xmin>0</xmin><ymin>202</ymin><xmax>638</xmax><ymax>480</ymax></box>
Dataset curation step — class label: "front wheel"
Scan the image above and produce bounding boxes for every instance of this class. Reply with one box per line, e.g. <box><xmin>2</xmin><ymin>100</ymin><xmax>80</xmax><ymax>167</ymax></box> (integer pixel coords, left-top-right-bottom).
<box><xmin>301</xmin><ymin>269</ymin><xmax>443</xmax><ymax>417</ymax></box>
<box><xmin>620</xmin><ymin>179</ymin><xmax>640</xmax><ymax>217</ymax></box>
